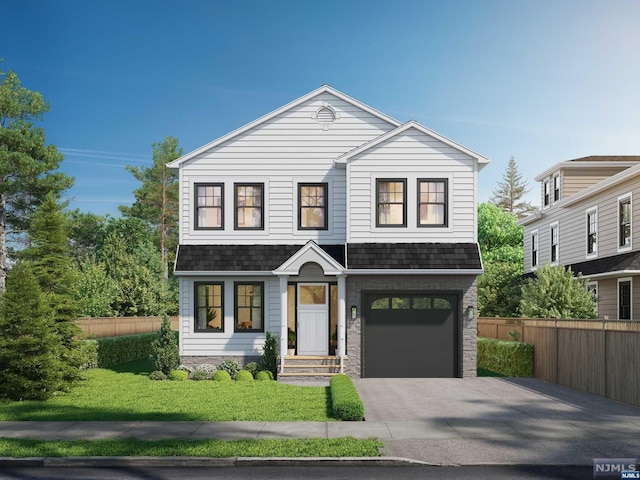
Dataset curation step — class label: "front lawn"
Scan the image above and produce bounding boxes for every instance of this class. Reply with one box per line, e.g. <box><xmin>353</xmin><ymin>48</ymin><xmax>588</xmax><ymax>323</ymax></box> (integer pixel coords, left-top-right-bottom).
<box><xmin>0</xmin><ymin>360</ymin><xmax>333</xmax><ymax>421</ymax></box>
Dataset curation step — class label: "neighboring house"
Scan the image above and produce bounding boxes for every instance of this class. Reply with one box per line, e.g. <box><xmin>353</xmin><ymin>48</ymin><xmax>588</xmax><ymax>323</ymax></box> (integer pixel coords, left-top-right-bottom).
<box><xmin>167</xmin><ymin>85</ymin><xmax>489</xmax><ymax>378</ymax></box>
<box><xmin>519</xmin><ymin>156</ymin><xmax>640</xmax><ymax>320</ymax></box>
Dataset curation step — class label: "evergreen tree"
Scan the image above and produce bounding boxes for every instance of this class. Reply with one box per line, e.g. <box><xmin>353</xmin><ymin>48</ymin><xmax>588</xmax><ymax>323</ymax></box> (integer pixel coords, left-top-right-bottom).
<box><xmin>491</xmin><ymin>156</ymin><xmax>536</xmax><ymax>219</ymax></box>
<box><xmin>0</xmin><ymin>261</ymin><xmax>65</xmax><ymax>400</ymax></box>
<box><xmin>151</xmin><ymin>315</ymin><xmax>179</xmax><ymax>375</ymax></box>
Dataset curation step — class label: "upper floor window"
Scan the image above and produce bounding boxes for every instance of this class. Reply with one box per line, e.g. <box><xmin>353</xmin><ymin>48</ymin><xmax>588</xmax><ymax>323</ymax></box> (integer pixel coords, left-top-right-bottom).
<box><xmin>550</xmin><ymin>223</ymin><xmax>559</xmax><ymax>264</ymax></box>
<box><xmin>553</xmin><ymin>173</ymin><xmax>560</xmax><ymax>202</ymax></box>
<box><xmin>299</xmin><ymin>183</ymin><xmax>328</xmax><ymax>230</ymax></box>
<box><xmin>586</xmin><ymin>208</ymin><xmax>597</xmax><ymax>257</ymax></box>
<box><xmin>235</xmin><ymin>183</ymin><xmax>263</xmax><ymax>230</ymax></box>
<box><xmin>195</xmin><ymin>282</ymin><xmax>223</xmax><ymax>332</ymax></box>
<box><xmin>543</xmin><ymin>179</ymin><xmax>550</xmax><ymax>207</ymax></box>
<box><xmin>619</xmin><ymin>194</ymin><xmax>632</xmax><ymax>249</ymax></box>
<box><xmin>531</xmin><ymin>230</ymin><xmax>538</xmax><ymax>268</ymax></box>
<box><xmin>235</xmin><ymin>282</ymin><xmax>264</xmax><ymax>332</ymax></box>
<box><xmin>418</xmin><ymin>179</ymin><xmax>447</xmax><ymax>227</ymax></box>
<box><xmin>195</xmin><ymin>183</ymin><xmax>224</xmax><ymax>229</ymax></box>
<box><xmin>376</xmin><ymin>179</ymin><xmax>406</xmax><ymax>227</ymax></box>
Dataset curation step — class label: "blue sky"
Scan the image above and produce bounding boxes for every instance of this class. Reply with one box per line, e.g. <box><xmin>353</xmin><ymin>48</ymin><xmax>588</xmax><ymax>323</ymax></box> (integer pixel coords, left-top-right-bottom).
<box><xmin>3</xmin><ymin>0</ymin><xmax>640</xmax><ymax>216</ymax></box>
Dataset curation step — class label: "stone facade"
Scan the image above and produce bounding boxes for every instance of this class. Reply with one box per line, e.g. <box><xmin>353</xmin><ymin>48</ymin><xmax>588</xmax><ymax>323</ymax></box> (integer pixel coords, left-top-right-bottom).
<box><xmin>180</xmin><ymin>355</ymin><xmax>261</xmax><ymax>369</ymax></box>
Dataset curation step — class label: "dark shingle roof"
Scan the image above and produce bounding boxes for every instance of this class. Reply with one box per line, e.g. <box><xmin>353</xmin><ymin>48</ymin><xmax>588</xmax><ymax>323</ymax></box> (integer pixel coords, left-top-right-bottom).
<box><xmin>568</xmin><ymin>156</ymin><xmax>640</xmax><ymax>163</ymax></box>
<box><xmin>569</xmin><ymin>250</ymin><xmax>640</xmax><ymax>277</ymax></box>
<box><xmin>347</xmin><ymin>243</ymin><xmax>482</xmax><ymax>269</ymax></box>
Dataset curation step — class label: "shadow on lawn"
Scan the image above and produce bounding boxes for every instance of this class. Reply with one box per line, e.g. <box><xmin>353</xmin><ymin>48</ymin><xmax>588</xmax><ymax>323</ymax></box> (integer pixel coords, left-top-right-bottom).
<box><xmin>107</xmin><ymin>358</ymin><xmax>155</xmax><ymax>375</ymax></box>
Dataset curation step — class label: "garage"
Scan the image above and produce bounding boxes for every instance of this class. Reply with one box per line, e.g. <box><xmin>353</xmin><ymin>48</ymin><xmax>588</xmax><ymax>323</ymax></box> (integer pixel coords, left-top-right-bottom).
<box><xmin>363</xmin><ymin>292</ymin><xmax>459</xmax><ymax>378</ymax></box>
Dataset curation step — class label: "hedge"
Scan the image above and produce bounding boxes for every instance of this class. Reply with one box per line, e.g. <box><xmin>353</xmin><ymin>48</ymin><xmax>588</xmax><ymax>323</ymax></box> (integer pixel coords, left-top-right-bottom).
<box><xmin>477</xmin><ymin>337</ymin><xmax>533</xmax><ymax>377</ymax></box>
<box><xmin>85</xmin><ymin>331</ymin><xmax>179</xmax><ymax>368</ymax></box>
<box><xmin>329</xmin><ymin>374</ymin><xmax>365</xmax><ymax>421</ymax></box>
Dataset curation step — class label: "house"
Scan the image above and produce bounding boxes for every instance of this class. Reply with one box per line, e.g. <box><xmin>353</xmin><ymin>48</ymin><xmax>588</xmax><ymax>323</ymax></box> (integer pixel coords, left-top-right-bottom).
<box><xmin>167</xmin><ymin>85</ymin><xmax>489</xmax><ymax>378</ymax></box>
<box><xmin>519</xmin><ymin>156</ymin><xmax>640</xmax><ymax>320</ymax></box>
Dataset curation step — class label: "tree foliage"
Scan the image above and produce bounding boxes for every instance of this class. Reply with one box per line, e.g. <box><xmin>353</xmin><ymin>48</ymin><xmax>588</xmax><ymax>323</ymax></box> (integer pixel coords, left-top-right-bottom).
<box><xmin>151</xmin><ymin>315</ymin><xmax>179</xmax><ymax>375</ymax></box>
<box><xmin>490</xmin><ymin>156</ymin><xmax>536</xmax><ymax>219</ymax></box>
<box><xmin>520</xmin><ymin>265</ymin><xmax>598</xmax><ymax>319</ymax></box>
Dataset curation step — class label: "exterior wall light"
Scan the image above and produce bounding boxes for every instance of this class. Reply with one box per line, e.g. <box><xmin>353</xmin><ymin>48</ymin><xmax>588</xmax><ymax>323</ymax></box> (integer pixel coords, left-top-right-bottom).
<box><xmin>466</xmin><ymin>305</ymin><xmax>475</xmax><ymax>321</ymax></box>
<box><xmin>351</xmin><ymin>305</ymin><xmax>357</xmax><ymax>319</ymax></box>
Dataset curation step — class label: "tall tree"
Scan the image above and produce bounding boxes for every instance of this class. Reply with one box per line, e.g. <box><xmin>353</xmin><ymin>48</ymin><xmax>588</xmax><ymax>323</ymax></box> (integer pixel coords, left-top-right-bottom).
<box><xmin>490</xmin><ymin>156</ymin><xmax>536</xmax><ymax>219</ymax></box>
<box><xmin>119</xmin><ymin>136</ymin><xmax>181</xmax><ymax>280</ymax></box>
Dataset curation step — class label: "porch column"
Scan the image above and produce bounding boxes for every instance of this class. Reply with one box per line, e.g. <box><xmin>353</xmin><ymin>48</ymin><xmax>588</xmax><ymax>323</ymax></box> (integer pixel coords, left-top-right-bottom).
<box><xmin>279</xmin><ymin>275</ymin><xmax>288</xmax><ymax>373</ymax></box>
<box><xmin>337</xmin><ymin>274</ymin><xmax>346</xmax><ymax>373</ymax></box>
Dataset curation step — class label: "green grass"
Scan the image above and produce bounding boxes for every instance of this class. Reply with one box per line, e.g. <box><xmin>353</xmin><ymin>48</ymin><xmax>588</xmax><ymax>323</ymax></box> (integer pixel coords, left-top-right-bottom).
<box><xmin>477</xmin><ymin>367</ymin><xmax>506</xmax><ymax>377</ymax></box>
<box><xmin>0</xmin><ymin>437</ymin><xmax>382</xmax><ymax>458</ymax></box>
<box><xmin>0</xmin><ymin>360</ymin><xmax>333</xmax><ymax>421</ymax></box>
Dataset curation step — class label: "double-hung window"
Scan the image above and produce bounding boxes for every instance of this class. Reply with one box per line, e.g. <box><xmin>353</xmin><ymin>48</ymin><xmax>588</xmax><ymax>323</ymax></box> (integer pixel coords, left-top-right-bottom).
<box><xmin>376</xmin><ymin>179</ymin><xmax>406</xmax><ymax>227</ymax></box>
<box><xmin>235</xmin><ymin>183</ymin><xmax>263</xmax><ymax>230</ymax></box>
<box><xmin>235</xmin><ymin>282</ymin><xmax>264</xmax><ymax>332</ymax></box>
<box><xmin>195</xmin><ymin>282</ymin><xmax>223</xmax><ymax>332</ymax></box>
<box><xmin>618</xmin><ymin>279</ymin><xmax>632</xmax><ymax>320</ymax></box>
<box><xmin>531</xmin><ymin>230</ymin><xmax>538</xmax><ymax>268</ymax></box>
<box><xmin>543</xmin><ymin>179</ymin><xmax>550</xmax><ymax>208</ymax></box>
<box><xmin>550</xmin><ymin>223</ymin><xmax>559</xmax><ymax>264</ymax></box>
<box><xmin>553</xmin><ymin>173</ymin><xmax>560</xmax><ymax>202</ymax></box>
<box><xmin>299</xmin><ymin>183</ymin><xmax>328</xmax><ymax>230</ymax></box>
<box><xmin>586</xmin><ymin>208</ymin><xmax>597</xmax><ymax>257</ymax></box>
<box><xmin>619</xmin><ymin>195</ymin><xmax>632</xmax><ymax>249</ymax></box>
<box><xmin>418</xmin><ymin>179</ymin><xmax>447</xmax><ymax>227</ymax></box>
<box><xmin>195</xmin><ymin>183</ymin><xmax>223</xmax><ymax>229</ymax></box>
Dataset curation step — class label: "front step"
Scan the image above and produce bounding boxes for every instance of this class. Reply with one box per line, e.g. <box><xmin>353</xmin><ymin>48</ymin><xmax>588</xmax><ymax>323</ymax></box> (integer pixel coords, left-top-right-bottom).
<box><xmin>278</xmin><ymin>355</ymin><xmax>345</xmax><ymax>378</ymax></box>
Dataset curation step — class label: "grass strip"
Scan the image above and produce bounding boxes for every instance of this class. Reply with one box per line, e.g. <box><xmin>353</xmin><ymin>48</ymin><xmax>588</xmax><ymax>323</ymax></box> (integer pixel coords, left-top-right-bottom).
<box><xmin>0</xmin><ymin>437</ymin><xmax>382</xmax><ymax>458</ymax></box>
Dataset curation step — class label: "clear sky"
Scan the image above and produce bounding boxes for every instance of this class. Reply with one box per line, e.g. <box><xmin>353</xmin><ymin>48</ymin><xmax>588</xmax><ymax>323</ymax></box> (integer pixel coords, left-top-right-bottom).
<box><xmin>3</xmin><ymin>0</ymin><xmax>640</xmax><ymax>216</ymax></box>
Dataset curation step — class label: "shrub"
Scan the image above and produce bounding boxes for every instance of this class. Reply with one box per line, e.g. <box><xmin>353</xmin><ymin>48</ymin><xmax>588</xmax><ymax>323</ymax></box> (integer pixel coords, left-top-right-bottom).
<box><xmin>194</xmin><ymin>364</ymin><xmax>216</xmax><ymax>375</ymax></box>
<box><xmin>151</xmin><ymin>316</ymin><xmax>180</xmax><ymax>375</ymax></box>
<box><xmin>217</xmin><ymin>359</ymin><xmax>240</xmax><ymax>378</ymax></box>
<box><xmin>78</xmin><ymin>339</ymin><xmax>99</xmax><ymax>369</ymax></box>
<box><xmin>94</xmin><ymin>332</ymin><xmax>173</xmax><ymax>368</ymax></box>
<box><xmin>191</xmin><ymin>370</ymin><xmax>209</xmax><ymax>381</ymax></box>
<box><xmin>177</xmin><ymin>364</ymin><xmax>194</xmax><ymax>373</ymax></box>
<box><xmin>330</xmin><ymin>374</ymin><xmax>365</xmax><ymax>421</ymax></box>
<box><xmin>477</xmin><ymin>337</ymin><xmax>533</xmax><ymax>377</ymax></box>
<box><xmin>235</xmin><ymin>370</ymin><xmax>254</xmax><ymax>382</ymax></box>
<box><xmin>255</xmin><ymin>370</ymin><xmax>273</xmax><ymax>381</ymax></box>
<box><xmin>149</xmin><ymin>370</ymin><xmax>167</xmax><ymax>381</ymax></box>
<box><xmin>258</xmin><ymin>331</ymin><xmax>278</xmax><ymax>379</ymax></box>
<box><xmin>244</xmin><ymin>362</ymin><xmax>259</xmax><ymax>377</ymax></box>
<box><xmin>213</xmin><ymin>370</ymin><xmax>232</xmax><ymax>382</ymax></box>
<box><xmin>168</xmin><ymin>370</ymin><xmax>188</xmax><ymax>381</ymax></box>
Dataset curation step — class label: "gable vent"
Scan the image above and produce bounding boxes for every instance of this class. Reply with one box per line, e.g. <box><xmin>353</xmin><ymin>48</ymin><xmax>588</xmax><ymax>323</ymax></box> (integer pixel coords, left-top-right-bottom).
<box><xmin>316</xmin><ymin>107</ymin><xmax>336</xmax><ymax>124</ymax></box>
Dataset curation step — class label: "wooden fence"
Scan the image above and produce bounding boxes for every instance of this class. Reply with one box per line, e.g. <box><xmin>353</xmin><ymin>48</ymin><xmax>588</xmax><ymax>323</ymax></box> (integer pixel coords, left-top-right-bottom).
<box><xmin>76</xmin><ymin>316</ymin><xmax>179</xmax><ymax>338</ymax></box>
<box><xmin>478</xmin><ymin>317</ymin><xmax>640</xmax><ymax>407</ymax></box>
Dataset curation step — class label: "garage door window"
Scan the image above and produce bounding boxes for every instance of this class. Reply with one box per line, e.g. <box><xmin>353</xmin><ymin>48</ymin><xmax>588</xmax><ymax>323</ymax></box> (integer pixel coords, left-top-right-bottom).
<box><xmin>369</xmin><ymin>295</ymin><xmax>452</xmax><ymax>310</ymax></box>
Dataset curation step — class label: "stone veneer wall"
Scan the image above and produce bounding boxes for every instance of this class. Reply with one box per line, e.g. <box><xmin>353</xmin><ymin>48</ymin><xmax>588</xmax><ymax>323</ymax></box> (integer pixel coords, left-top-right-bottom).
<box><xmin>345</xmin><ymin>275</ymin><xmax>477</xmax><ymax>378</ymax></box>
<box><xmin>180</xmin><ymin>355</ymin><xmax>261</xmax><ymax>369</ymax></box>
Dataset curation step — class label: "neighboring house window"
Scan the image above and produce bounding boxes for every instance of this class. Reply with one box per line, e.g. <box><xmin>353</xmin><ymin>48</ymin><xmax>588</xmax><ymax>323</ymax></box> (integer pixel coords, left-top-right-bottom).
<box><xmin>618</xmin><ymin>279</ymin><xmax>632</xmax><ymax>320</ymax></box>
<box><xmin>531</xmin><ymin>230</ymin><xmax>538</xmax><ymax>268</ymax></box>
<box><xmin>235</xmin><ymin>282</ymin><xmax>264</xmax><ymax>332</ymax></box>
<box><xmin>543</xmin><ymin>179</ymin><xmax>550</xmax><ymax>207</ymax></box>
<box><xmin>235</xmin><ymin>183</ymin><xmax>263</xmax><ymax>230</ymax></box>
<box><xmin>587</xmin><ymin>281</ymin><xmax>598</xmax><ymax>314</ymax></box>
<box><xmin>619</xmin><ymin>194</ymin><xmax>632</xmax><ymax>249</ymax></box>
<box><xmin>195</xmin><ymin>282</ymin><xmax>223</xmax><ymax>332</ymax></box>
<box><xmin>195</xmin><ymin>183</ymin><xmax>223</xmax><ymax>229</ymax></box>
<box><xmin>376</xmin><ymin>179</ymin><xmax>406</xmax><ymax>227</ymax></box>
<box><xmin>550</xmin><ymin>223</ymin><xmax>559</xmax><ymax>264</ymax></box>
<box><xmin>299</xmin><ymin>183</ymin><xmax>328</xmax><ymax>230</ymax></box>
<box><xmin>553</xmin><ymin>173</ymin><xmax>560</xmax><ymax>202</ymax></box>
<box><xmin>417</xmin><ymin>179</ymin><xmax>448</xmax><ymax>227</ymax></box>
<box><xmin>586</xmin><ymin>208</ymin><xmax>597</xmax><ymax>257</ymax></box>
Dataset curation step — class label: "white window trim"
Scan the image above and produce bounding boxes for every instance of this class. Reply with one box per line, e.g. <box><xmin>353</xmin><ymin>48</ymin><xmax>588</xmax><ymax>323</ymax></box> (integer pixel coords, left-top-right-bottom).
<box><xmin>531</xmin><ymin>229</ymin><xmax>539</xmax><ymax>270</ymax></box>
<box><xmin>550</xmin><ymin>221</ymin><xmax>559</xmax><ymax>266</ymax></box>
<box><xmin>552</xmin><ymin>172</ymin><xmax>560</xmax><ymax>204</ymax></box>
<box><xmin>617</xmin><ymin>277</ymin><xmax>633</xmax><ymax>320</ymax></box>
<box><xmin>618</xmin><ymin>192</ymin><xmax>633</xmax><ymax>252</ymax></box>
<box><xmin>542</xmin><ymin>178</ymin><xmax>551</xmax><ymax>209</ymax></box>
<box><xmin>587</xmin><ymin>281</ymin><xmax>598</xmax><ymax>315</ymax></box>
<box><xmin>585</xmin><ymin>206</ymin><xmax>598</xmax><ymax>259</ymax></box>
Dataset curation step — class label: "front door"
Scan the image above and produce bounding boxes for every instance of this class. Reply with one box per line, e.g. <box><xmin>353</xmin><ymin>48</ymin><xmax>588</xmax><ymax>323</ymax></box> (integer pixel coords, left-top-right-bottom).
<box><xmin>297</xmin><ymin>283</ymin><xmax>329</xmax><ymax>355</ymax></box>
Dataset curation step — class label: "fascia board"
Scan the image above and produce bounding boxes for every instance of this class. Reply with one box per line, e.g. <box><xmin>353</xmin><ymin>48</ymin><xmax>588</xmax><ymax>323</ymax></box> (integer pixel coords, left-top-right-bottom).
<box><xmin>345</xmin><ymin>268</ymin><xmax>484</xmax><ymax>275</ymax></box>
<box><xmin>534</xmin><ymin>161</ymin><xmax>639</xmax><ymax>182</ymax></box>
<box><xmin>172</xmin><ymin>271</ymin><xmax>273</xmax><ymax>277</ymax></box>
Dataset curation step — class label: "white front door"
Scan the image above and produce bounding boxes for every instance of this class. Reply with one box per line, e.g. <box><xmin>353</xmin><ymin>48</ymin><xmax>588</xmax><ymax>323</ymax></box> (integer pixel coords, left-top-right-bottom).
<box><xmin>297</xmin><ymin>283</ymin><xmax>329</xmax><ymax>356</ymax></box>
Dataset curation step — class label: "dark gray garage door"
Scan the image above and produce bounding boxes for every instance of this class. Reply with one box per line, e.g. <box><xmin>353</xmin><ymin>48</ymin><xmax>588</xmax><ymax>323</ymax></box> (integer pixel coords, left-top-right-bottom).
<box><xmin>363</xmin><ymin>293</ymin><xmax>458</xmax><ymax>378</ymax></box>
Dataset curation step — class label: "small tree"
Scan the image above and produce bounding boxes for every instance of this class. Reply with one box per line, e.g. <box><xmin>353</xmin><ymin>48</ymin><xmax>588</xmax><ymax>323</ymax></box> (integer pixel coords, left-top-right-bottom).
<box><xmin>491</xmin><ymin>156</ymin><xmax>536</xmax><ymax>219</ymax></box>
<box><xmin>151</xmin><ymin>315</ymin><xmax>179</xmax><ymax>375</ymax></box>
<box><xmin>259</xmin><ymin>331</ymin><xmax>278</xmax><ymax>379</ymax></box>
<box><xmin>0</xmin><ymin>262</ymin><xmax>65</xmax><ymax>400</ymax></box>
<box><xmin>520</xmin><ymin>265</ymin><xmax>598</xmax><ymax>319</ymax></box>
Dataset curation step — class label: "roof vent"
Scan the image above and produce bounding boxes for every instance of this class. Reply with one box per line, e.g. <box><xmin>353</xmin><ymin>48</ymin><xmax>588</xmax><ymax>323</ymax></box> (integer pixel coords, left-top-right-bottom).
<box><xmin>312</xmin><ymin>103</ymin><xmax>338</xmax><ymax>130</ymax></box>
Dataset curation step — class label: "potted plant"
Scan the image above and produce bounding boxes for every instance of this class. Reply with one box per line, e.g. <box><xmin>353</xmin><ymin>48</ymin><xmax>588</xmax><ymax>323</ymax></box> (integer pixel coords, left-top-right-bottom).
<box><xmin>287</xmin><ymin>328</ymin><xmax>296</xmax><ymax>356</ymax></box>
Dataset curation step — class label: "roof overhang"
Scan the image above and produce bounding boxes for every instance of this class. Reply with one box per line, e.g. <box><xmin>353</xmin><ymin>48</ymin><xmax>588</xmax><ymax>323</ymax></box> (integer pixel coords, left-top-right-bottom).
<box><xmin>345</xmin><ymin>268</ymin><xmax>484</xmax><ymax>275</ymax></box>
<box><xmin>581</xmin><ymin>270</ymin><xmax>640</xmax><ymax>281</ymax></box>
<box><xmin>534</xmin><ymin>160</ymin><xmax>640</xmax><ymax>182</ymax></box>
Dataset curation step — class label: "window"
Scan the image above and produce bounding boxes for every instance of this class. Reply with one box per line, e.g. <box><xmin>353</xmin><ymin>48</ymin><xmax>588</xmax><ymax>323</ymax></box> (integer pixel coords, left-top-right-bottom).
<box><xmin>195</xmin><ymin>282</ymin><xmax>223</xmax><ymax>332</ymax></box>
<box><xmin>531</xmin><ymin>230</ymin><xmax>539</xmax><ymax>268</ymax></box>
<box><xmin>587</xmin><ymin>282</ymin><xmax>598</xmax><ymax>314</ymax></box>
<box><xmin>418</xmin><ymin>179</ymin><xmax>447</xmax><ymax>227</ymax></box>
<box><xmin>376</xmin><ymin>179</ymin><xmax>406</xmax><ymax>227</ymax></box>
<box><xmin>195</xmin><ymin>183</ymin><xmax>223</xmax><ymax>229</ymax></box>
<box><xmin>550</xmin><ymin>223</ymin><xmax>559</xmax><ymax>264</ymax></box>
<box><xmin>586</xmin><ymin>208</ymin><xmax>597</xmax><ymax>256</ymax></box>
<box><xmin>543</xmin><ymin>179</ymin><xmax>550</xmax><ymax>207</ymax></box>
<box><xmin>235</xmin><ymin>184</ymin><xmax>263</xmax><ymax>230</ymax></box>
<box><xmin>553</xmin><ymin>173</ymin><xmax>560</xmax><ymax>202</ymax></box>
<box><xmin>618</xmin><ymin>279</ymin><xmax>632</xmax><ymax>320</ymax></box>
<box><xmin>619</xmin><ymin>195</ymin><xmax>632</xmax><ymax>249</ymax></box>
<box><xmin>299</xmin><ymin>183</ymin><xmax>328</xmax><ymax>230</ymax></box>
<box><xmin>235</xmin><ymin>282</ymin><xmax>264</xmax><ymax>331</ymax></box>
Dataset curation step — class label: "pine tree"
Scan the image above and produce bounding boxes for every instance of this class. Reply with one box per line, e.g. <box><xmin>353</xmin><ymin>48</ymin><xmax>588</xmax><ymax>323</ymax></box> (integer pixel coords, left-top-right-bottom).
<box><xmin>0</xmin><ymin>261</ymin><xmax>65</xmax><ymax>400</ymax></box>
<box><xmin>491</xmin><ymin>156</ymin><xmax>536</xmax><ymax>219</ymax></box>
<box><xmin>151</xmin><ymin>315</ymin><xmax>179</xmax><ymax>375</ymax></box>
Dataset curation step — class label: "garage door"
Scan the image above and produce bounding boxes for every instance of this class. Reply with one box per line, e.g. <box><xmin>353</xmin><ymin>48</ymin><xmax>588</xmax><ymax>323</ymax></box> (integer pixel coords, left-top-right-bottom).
<box><xmin>363</xmin><ymin>293</ymin><xmax>458</xmax><ymax>378</ymax></box>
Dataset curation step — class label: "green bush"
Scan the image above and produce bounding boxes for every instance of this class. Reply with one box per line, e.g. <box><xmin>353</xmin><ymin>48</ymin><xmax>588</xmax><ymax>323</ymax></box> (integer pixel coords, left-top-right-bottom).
<box><xmin>244</xmin><ymin>362</ymin><xmax>258</xmax><ymax>377</ymax></box>
<box><xmin>258</xmin><ymin>331</ymin><xmax>278</xmax><ymax>379</ymax></box>
<box><xmin>213</xmin><ymin>370</ymin><xmax>232</xmax><ymax>382</ymax></box>
<box><xmin>78</xmin><ymin>339</ymin><xmax>99</xmax><ymax>369</ymax></box>
<box><xmin>329</xmin><ymin>374</ymin><xmax>364</xmax><ymax>421</ymax></box>
<box><xmin>168</xmin><ymin>370</ymin><xmax>188</xmax><ymax>381</ymax></box>
<box><xmin>477</xmin><ymin>337</ymin><xmax>533</xmax><ymax>377</ymax></box>
<box><xmin>191</xmin><ymin>370</ymin><xmax>209</xmax><ymax>381</ymax></box>
<box><xmin>151</xmin><ymin>316</ymin><xmax>180</xmax><ymax>375</ymax></box>
<box><xmin>217</xmin><ymin>359</ymin><xmax>240</xmax><ymax>378</ymax></box>
<box><xmin>149</xmin><ymin>370</ymin><xmax>167</xmax><ymax>381</ymax></box>
<box><xmin>235</xmin><ymin>370</ymin><xmax>254</xmax><ymax>382</ymax></box>
<box><xmin>255</xmin><ymin>370</ymin><xmax>273</xmax><ymax>381</ymax></box>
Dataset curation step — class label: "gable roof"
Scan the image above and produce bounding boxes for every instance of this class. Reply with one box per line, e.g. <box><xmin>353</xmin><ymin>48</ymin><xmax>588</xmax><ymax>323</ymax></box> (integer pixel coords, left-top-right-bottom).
<box><xmin>333</xmin><ymin>120</ymin><xmax>489</xmax><ymax>169</ymax></box>
<box><xmin>273</xmin><ymin>241</ymin><xmax>345</xmax><ymax>275</ymax></box>
<box><xmin>167</xmin><ymin>85</ymin><xmax>401</xmax><ymax>169</ymax></box>
<box><xmin>534</xmin><ymin>155</ymin><xmax>640</xmax><ymax>181</ymax></box>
